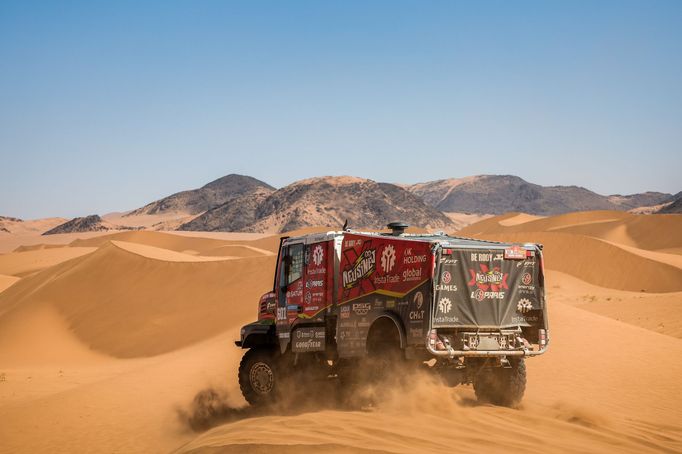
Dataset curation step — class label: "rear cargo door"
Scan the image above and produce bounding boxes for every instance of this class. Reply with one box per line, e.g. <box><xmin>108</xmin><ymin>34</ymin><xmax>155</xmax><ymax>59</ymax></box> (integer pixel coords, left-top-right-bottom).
<box><xmin>432</xmin><ymin>246</ymin><xmax>544</xmax><ymax>328</ymax></box>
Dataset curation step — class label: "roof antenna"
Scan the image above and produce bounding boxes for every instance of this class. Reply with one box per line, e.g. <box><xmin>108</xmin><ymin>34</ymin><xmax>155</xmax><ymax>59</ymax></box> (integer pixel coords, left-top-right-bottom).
<box><xmin>342</xmin><ymin>219</ymin><xmax>349</xmax><ymax>231</ymax></box>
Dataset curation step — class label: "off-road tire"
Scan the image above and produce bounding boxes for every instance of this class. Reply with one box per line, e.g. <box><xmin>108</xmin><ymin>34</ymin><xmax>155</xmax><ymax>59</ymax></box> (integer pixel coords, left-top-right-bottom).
<box><xmin>473</xmin><ymin>359</ymin><xmax>526</xmax><ymax>407</ymax></box>
<box><xmin>238</xmin><ymin>347</ymin><xmax>281</xmax><ymax>407</ymax></box>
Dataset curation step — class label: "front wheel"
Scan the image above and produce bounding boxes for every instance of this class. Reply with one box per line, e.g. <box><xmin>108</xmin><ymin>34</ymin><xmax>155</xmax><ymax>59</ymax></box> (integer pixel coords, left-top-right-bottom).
<box><xmin>238</xmin><ymin>347</ymin><xmax>281</xmax><ymax>406</ymax></box>
<box><xmin>473</xmin><ymin>358</ymin><xmax>526</xmax><ymax>407</ymax></box>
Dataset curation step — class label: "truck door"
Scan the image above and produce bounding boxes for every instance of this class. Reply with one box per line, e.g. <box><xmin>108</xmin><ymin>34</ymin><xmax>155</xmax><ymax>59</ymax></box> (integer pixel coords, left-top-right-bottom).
<box><xmin>300</xmin><ymin>241</ymin><xmax>334</xmax><ymax>321</ymax></box>
<box><xmin>276</xmin><ymin>241</ymin><xmax>305</xmax><ymax>348</ymax></box>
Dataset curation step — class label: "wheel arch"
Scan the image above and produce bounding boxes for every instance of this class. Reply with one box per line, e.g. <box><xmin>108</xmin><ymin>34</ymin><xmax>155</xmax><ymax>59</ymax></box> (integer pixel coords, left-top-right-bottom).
<box><xmin>239</xmin><ymin>322</ymin><xmax>277</xmax><ymax>349</ymax></box>
<box><xmin>368</xmin><ymin>312</ymin><xmax>407</xmax><ymax>349</ymax></box>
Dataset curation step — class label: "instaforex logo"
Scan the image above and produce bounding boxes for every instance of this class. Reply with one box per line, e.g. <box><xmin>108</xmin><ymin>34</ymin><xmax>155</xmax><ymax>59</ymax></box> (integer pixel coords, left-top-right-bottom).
<box><xmin>342</xmin><ymin>250</ymin><xmax>376</xmax><ymax>289</ymax></box>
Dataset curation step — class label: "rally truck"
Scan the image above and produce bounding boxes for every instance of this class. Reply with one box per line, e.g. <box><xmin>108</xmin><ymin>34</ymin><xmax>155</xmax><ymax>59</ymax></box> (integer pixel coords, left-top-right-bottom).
<box><xmin>236</xmin><ymin>222</ymin><xmax>549</xmax><ymax>407</ymax></box>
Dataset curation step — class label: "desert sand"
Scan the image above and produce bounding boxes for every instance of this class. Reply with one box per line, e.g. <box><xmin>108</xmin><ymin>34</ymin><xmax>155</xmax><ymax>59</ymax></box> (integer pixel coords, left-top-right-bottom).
<box><xmin>1</xmin><ymin>211</ymin><xmax>681</xmax><ymax>453</ymax></box>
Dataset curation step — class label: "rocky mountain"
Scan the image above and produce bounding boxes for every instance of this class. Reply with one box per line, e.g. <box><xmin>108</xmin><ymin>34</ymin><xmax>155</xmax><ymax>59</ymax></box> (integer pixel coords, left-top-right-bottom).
<box><xmin>179</xmin><ymin>176</ymin><xmax>454</xmax><ymax>233</ymax></box>
<box><xmin>608</xmin><ymin>192</ymin><xmax>672</xmax><ymax>210</ymax></box>
<box><xmin>126</xmin><ymin>174</ymin><xmax>274</xmax><ymax>216</ymax></box>
<box><xmin>43</xmin><ymin>215</ymin><xmax>110</xmax><ymax>235</ymax></box>
<box><xmin>657</xmin><ymin>192</ymin><xmax>682</xmax><ymax>214</ymax></box>
<box><xmin>407</xmin><ymin>175</ymin><xmax>673</xmax><ymax>216</ymax></box>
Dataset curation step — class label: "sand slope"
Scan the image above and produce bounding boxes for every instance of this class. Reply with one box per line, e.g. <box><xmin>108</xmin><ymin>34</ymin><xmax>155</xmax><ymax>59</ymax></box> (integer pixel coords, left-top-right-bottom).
<box><xmin>0</xmin><ymin>242</ymin><xmax>275</xmax><ymax>357</ymax></box>
<box><xmin>458</xmin><ymin>210</ymin><xmax>682</xmax><ymax>252</ymax></box>
<box><xmin>0</xmin><ymin>216</ymin><xmax>680</xmax><ymax>453</ymax></box>
<box><xmin>0</xmin><ymin>247</ymin><xmax>97</xmax><ymax>277</ymax></box>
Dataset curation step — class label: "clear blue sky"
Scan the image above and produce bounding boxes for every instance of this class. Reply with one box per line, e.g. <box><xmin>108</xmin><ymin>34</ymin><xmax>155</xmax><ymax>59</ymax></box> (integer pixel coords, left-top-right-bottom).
<box><xmin>1</xmin><ymin>1</ymin><xmax>681</xmax><ymax>218</ymax></box>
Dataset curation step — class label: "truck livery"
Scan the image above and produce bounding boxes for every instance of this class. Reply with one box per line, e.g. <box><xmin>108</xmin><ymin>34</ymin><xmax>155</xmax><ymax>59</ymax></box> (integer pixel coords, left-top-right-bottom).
<box><xmin>236</xmin><ymin>222</ymin><xmax>549</xmax><ymax>407</ymax></box>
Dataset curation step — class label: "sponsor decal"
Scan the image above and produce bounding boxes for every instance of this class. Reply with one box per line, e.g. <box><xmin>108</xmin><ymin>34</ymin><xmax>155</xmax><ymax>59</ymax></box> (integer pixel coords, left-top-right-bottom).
<box><xmin>467</xmin><ymin>264</ymin><xmax>509</xmax><ymax>292</ymax></box>
<box><xmin>402</xmin><ymin>267</ymin><xmax>422</xmax><ymax>282</ymax></box>
<box><xmin>441</xmin><ymin>271</ymin><xmax>452</xmax><ymax>284</ymax></box>
<box><xmin>342</xmin><ymin>249</ymin><xmax>376</xmax><ymax>289</ymax></box>
<box><xmin>357</xmin><ymin>320</ymin><xmax>371</xmax><ymax>328</ymax></box>
<box><xmin>522</xmin><ymin>272</ymin><xmax>532</xmax><ymax>285</ymax></box>
<box><xmin>504</xmin><ymin>246</ymin><xmax>526</xmax><ymax>260</ymax></box>
<box><xmin>516</xmin><ymin>260</ymin><xmax>535</xmax><ymax>268</ymax></box>
<box><xmin>312</xmin><ymin>244</ymin><xmax>324</xmax><ymax>266</ymax></box>
<box><xmin>471</xmin><ymin>289</ymin><xmax>506</xmax><ymax>302</ymax></box>
<box><xmin>440</xmin><ymin>257</ymin><xmax>458</xmax><ymax>265</ymax></box>
<box><xmin>305</xmin><ymin>292</ymin><xmax>311</xmax><ymax>304</ymax></box>
<box><xmin>344</xmin><ymin>239</ymin><xmax>362</xmax><ymax>248</ymax></box>
<box><xmin>409</xmin><ymin>310</ymin><xmax>425</xmax><ymax>320</ymax></box>
<box><xmin>339</xmin><ymin>320</ymin><xmax>357</xmax><ymax>328</ymax></box>
<box><xmin>517</xmin><ymin>298</ymin><xmax>533</xmax><ymax>313</ymax></box>
<box><xmin>494</xmin><ymin>253</ymin><xmax>504</xmax><ymax>261</ymax></box>
<box><xmin>278</xmin><ymin>332</ymin><xmax>290</xmax><ymax>338</ymax></box>
<box><xmin>340</xmin><ymin>306</ymin><xmax>351</xmax><ymax>319</ymax></box>
<box><xmin>352</xmin><ymin>302</ymin><xmax>371</xmax><ymax>316</ymax></box>
<box><xmin>292</xmin><ymin>327</ymin><xmax>325</xmax><ymax>352</ymax></box>
<box><xmin>435</xmin><ymin>284</ymin><xmax>458</xmax><ymax>292</ymax></box>
<box><xmin>403</xmin><ymin>248</ymin><xmax>428</xmax><ymax>264</ymax></box>
<box><xmin>470</xmin><ymin>252</ymin><xmax>494</xmax><ymax>262</ymax></box>
<box><xmin>373</xmin><ymin>274</ymin><xmax>400</xmax><ymax>285</ymax></box>
<box><xmin>286</xmin><ymin>289</ymin><xmax>303</xmax><ymax>298</ymax></box>
<box><xmin>387</xmin><ymin>300</ymin><xmax>396</xmax><ymax>309</ymax></box>
<box><xmin>414</xmin><ymin>291</ymin><xmax>424</xmax><ymax>309</ymax></box>
<box><xmin>434</xmin><ymin>316</ymin><xmax>459</xmax><ymax>324</ymax></box>
<box><xmin>306</xmin><ymin>279</ymin><xmax>324</xmax><ymax>289</ymax></box>
<box><xmin>380</xmin><ymin>244</ymin><xmax>397</xmax><ymax>273</ymax></box>
<box><xmin>438</xmin><ymin>297</ymin><xmax>452</xmax><ymax>314</ymax></box>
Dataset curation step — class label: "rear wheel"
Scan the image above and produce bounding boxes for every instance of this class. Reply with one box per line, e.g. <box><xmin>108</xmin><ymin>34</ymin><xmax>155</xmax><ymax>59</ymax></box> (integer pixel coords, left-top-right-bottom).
<box><xmin>238</xmin><ymin>347</ymin><xmax>281</xmax><ymax>406</ymax></box>
<box><xmin>473</xmin><ymin>358</ymin><xmax>526</xmax><ymax>407</ymax></box>
<box><xmin>366</xmin><ymin>318</ymin><xmax>404</xmax><ymax>383</ymax></box>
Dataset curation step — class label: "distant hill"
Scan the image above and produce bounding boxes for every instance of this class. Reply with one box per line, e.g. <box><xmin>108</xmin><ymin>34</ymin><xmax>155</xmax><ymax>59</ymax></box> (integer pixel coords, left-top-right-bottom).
<box><xmin>43</xmin><ymin>215</ymin><xmax>110</xmax><ymax>235</ymax></box>
<box><xmin>608</xmin><ymin>192</ymin><xmax>672</xmax><ymax>210</ymax></box>
<box><xmin>179</xmin><ymin>176</ymin><xmax>454</xmax><ymax>233</ymax></box>
<box><xmin>43</xmin><ymin>215</ymin><xmax>141</xmax><ymax>235</ymax></box>
<box><xmin>407</xmin><ymin>175</ymin><xmax>672</xmax><ymax>215</ymax></box>
<box><xmin>657</xmin><ymin>192</ymin><xmax>682</xmax><ymax>214</ymax></box>
<box><xmin>126</xmin><ymin>174</ymin><xmax>275</xmax><ymax>216</ymax></box>
<box><xmin>0</xmin><ymin>216</ymin><xmax>22</xmax><ymax>233</ymax></box>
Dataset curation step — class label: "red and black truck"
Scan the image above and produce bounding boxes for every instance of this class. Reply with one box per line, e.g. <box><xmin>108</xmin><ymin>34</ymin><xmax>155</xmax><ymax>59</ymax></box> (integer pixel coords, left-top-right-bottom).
<box><xmin>236</xmin><ymin>222</ymin><xmax>549</xmax><ymax>407</ymax></box>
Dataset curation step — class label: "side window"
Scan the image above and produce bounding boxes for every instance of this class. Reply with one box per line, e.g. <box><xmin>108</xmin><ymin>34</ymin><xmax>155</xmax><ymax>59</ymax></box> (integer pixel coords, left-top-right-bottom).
<box><xmin>286</xmin><ymin>243</ymin><xmax>304</xmax><ymax>284</ymax></box>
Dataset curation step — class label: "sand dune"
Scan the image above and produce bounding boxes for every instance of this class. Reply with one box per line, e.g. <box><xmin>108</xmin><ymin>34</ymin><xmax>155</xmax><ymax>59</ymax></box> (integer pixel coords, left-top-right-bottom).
<box><xmin>0</xmin><ymin>216</ymin><xmax>680</xmax><ymax>453</ymax></box>
<box><xmin>0</xmin><ymin>274</ymin><xmax>19</xmax><ymax>293</ymax></box>
<box><xmin>111</xmin><ymin>241</ymin><xmax>243</xmax><ymax>262</ymax></box>
<box><xmin>547</xmin><ymin>270</ymin><xmax>682</xmax><ymax>338</ymax></box>
<box><xmin>458</xmin><ymin>210</ymin><xmax>682</xmax><ymax>252</ymax></box>
<box><xmin>0</xmin><ymin>230</ymin><xmax>119</xmax><ymax>254</ymax></box>
<box><xmin>0</xmin><ymin>246</ymin><xmax>97</xmax><ymax>277</ymax></box>
<box><xmin>69</xmin><ymin>230</ymin><xmax>232</xmax><ymax>254</ymax></box>
<box><xmin>478</xmin><ymin>231</ymin><xmax>682</xmax><ymax>292</ymax></box>
<box><xmin>0</xmin><ymin>242</ymin><xmax>275</xmax><ymax>357</ymax></box>
<box><xmin>497</xmin><ymin>212</ymin><xmax>544</xmax><ymax>226</ymax></box>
